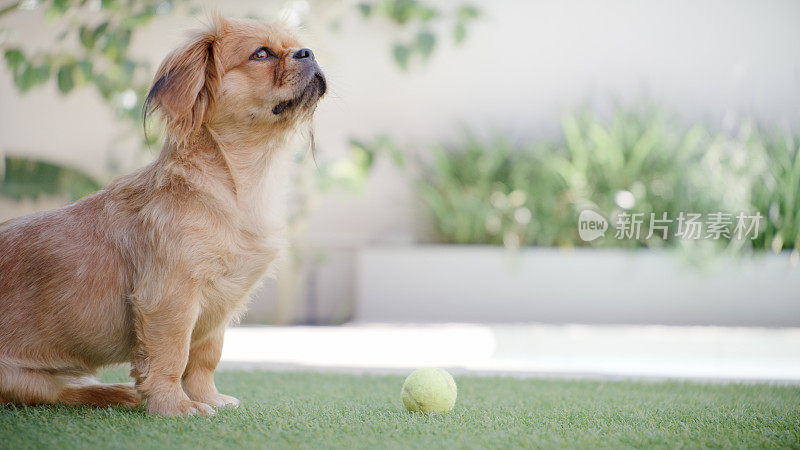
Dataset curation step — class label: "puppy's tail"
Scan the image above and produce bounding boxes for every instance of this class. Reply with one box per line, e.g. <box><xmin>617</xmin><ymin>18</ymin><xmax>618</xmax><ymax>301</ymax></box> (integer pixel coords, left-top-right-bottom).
<box><xmin>58</xmin><ymin>383</ymin><xmax>141</xmax><ymax>408</ymax></box>
<box><xmin>0</xmin><ymin>365</ymin><xmax>140</xmax><ymax>408</ymax></box>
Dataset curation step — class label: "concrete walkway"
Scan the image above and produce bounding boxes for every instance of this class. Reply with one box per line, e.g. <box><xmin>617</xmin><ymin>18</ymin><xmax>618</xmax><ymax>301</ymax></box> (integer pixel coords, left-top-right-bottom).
<box><xmin>219</xmin><ymin>324</ymin><xmax>800</xmax><ymax>383</ymax></box>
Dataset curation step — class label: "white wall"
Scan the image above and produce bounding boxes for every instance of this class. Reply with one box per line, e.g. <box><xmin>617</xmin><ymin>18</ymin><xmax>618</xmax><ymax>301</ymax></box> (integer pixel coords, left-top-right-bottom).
<box><xmin>2</xmin><ymin>0</ymin><xmax>799</xmax><ymax>322</ymax></box>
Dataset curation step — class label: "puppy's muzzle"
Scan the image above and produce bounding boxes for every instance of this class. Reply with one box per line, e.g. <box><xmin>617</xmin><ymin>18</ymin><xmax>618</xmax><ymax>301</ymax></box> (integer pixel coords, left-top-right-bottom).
<box><xmin>293</xmin><ymin>48</ymin><xmax>327</xmax><ymax>96</ymax></box>
<box><xmin>272</xmin><ymin>52</ymin><xmax>327</xmax><ymax>115</ymax></box>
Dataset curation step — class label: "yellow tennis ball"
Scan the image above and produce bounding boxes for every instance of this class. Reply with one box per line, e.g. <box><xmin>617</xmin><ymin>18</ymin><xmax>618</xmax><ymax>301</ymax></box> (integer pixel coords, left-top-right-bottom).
<box><xmin>401</xmin><ymin>368</ymin><xmax>457</xmax><ymax>413</ymax></box>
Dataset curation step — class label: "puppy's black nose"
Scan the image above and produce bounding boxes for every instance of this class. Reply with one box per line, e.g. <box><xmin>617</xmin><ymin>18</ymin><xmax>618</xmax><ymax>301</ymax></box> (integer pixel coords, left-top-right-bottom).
<box><xmin>293</xmin><ymin>48</ymin><xmax>314</xmax><ymax>60</ymax></box>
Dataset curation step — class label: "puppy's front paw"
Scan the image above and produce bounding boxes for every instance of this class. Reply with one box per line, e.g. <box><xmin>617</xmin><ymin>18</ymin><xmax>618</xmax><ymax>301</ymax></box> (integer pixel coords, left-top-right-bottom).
<box><xmin>147</xmin><ymin>397</ymin><xmax>215</xmax><ymax>417</ymax></box>
<box><xmin>200</xmin><ymin>393</ymin><xmax>240</xmax><ymax>410</ymax></box>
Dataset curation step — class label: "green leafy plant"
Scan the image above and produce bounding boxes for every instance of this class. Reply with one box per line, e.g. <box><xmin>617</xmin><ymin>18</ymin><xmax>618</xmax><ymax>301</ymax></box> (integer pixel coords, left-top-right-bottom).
<box><xmin>356</xmin><ymin>0</ymin><xmax>480</xmax><ymax>69</ymax></box>
<box><xmin>546</xmin><ymin>109</ymin><xmax>739</xmax><ymax>249</ymax></box>
<box><xmin>1</xmin><ymin>0</ymin><xmax>183</xmax><ymax>136</ymax></box>
<box><xmin>1</xmin><ymin>1</ymin><xmax>481</xmax><ymax>203</ymax></box>
<box><xmin>0</xmin><ymin>155</ymin><xmax>101</xmax><ymax>201</ymax></box>
<box><xmin>417</xmin><ymin>134</ymin><xmax>542</xmax><ymax>247</ymax></box>
<box><xmin>416</xmin><ymin>109</ymin><xmax>797</xmax><ymax>253</ymax></box>
<box><xmin>318</xmin><ymin>135</ymin><xmax>405</xmax><ymax>192</ymax></box>
<box><xmin>747</xmin><ymin>129</ymin><xmax>800</xmax><ymax>252</ymax></box>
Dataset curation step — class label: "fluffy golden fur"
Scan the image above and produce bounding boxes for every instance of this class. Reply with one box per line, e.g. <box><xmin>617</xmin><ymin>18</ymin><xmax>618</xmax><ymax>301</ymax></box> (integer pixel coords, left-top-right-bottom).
<box><xmin>0</xmin><ymin>15</ymin><xmax>325</xmax><ymax>416</ymax></box>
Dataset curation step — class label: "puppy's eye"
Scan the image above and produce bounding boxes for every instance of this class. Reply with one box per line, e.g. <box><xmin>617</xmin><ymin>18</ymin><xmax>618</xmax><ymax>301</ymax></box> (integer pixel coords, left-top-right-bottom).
<box><xmin>250</xmin><ymin>47</ymin><xmax>274</xmax><ymax>60</ymax></box>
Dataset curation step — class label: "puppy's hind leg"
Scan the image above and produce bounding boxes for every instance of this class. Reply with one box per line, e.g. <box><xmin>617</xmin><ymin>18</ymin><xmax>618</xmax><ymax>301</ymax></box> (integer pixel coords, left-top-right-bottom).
<box><xmin>0</xmin><ymin>364</ymin><xmax>62</xmax><ymax>406</ymax></box>
<box><xmin>0</xmin><ymin>364</ymin><xmax>140</xmax><ymax>408</ymax></box>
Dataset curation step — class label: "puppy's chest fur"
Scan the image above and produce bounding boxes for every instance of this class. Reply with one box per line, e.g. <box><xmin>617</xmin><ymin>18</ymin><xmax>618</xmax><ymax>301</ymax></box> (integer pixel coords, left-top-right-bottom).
<box><xmin>166</xmin><ymin>151</ymin><xmax>291</xmax><ymax>336</ymax></box>
<box><xmin>195</xmin><ymin>229</ymin><xmax>281</xmax><ymax>337</ymax></box>
<box><xmin>209</xmin><ymin>198</ymin><xmax>285</xmax><ymax>300</ymax></box>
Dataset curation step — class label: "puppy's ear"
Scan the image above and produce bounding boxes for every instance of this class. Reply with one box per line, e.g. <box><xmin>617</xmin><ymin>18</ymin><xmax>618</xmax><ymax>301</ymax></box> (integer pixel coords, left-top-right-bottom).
<box><xmin>144</xmin><ymin>17</ymin><xmax>225</xmax><ymax>143</ymax></box>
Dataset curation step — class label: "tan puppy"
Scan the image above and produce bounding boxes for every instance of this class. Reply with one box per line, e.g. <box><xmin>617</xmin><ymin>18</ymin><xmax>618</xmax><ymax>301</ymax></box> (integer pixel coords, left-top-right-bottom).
<box><xmin>0</xmin><ymin>15</ymin><xmax>325</xmax><ymax>416</ymax></box>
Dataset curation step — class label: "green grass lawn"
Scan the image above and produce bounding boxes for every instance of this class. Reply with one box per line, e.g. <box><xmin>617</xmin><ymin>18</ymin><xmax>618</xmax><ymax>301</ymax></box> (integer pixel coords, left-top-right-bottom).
<box><xmin>1</xmin><ymin>368</ymin><xmax>798</xmax><ymax>449</ymax></box>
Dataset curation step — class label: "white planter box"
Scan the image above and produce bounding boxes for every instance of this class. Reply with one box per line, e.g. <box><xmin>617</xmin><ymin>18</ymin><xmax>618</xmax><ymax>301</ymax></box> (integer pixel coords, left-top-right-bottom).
<box><xmin>355</xmin><ymin>246</ymin><xmax>800</xmax><ymax>326</ymax></box>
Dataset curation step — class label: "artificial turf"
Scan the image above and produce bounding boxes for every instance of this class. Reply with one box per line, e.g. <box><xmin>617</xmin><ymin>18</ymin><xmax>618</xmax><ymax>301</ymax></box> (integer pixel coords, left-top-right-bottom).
<box><xmin>1</xmin><ymin>368</ymin><xmax>798</xmax><ymax>449</ymax></box>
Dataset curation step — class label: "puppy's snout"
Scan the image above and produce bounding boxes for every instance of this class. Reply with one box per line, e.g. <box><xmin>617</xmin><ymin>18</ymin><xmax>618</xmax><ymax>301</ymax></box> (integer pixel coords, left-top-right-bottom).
<box><xmin>293</xmin><ymin>48</ymin><xmax>314</xmax><ymax>60</ymax></box>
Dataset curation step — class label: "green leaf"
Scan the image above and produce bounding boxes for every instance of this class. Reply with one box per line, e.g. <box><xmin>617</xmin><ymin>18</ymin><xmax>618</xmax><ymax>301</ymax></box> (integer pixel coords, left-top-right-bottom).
<box><xmin>392</xmin><ymin>44</ymin><xmax>410</xmax><ymax>69</ymax></box>
<box><xmin>76</xmin><ymin>60</ymin><xmax>93</xmax><ymax>82</ymax></box>
<box><xmin>4</xmin><ymin>49</ymin><xmax>25</xmax><ymax>71</ymax></box>
<box><xmin>102</xmin><ymin>27</ymin><xmax>132</xmax><ymax>61</ymax></box>
<box><xmin>124</xmin><ymin>9</ymin><xmax>159</xmax><ymax>27</ymax></box>
<box><xmin>415</xmin><ymin>30</ymin><xmax>435</xmax><ymax>59</ymax></box>
<box><xmin>32</xmin><ymin>64</ymin><xmax>51</xmax><ymax>83</ymax></box>
<box><xmin>454</xmin><ymin>22</ymin><xmax>466</xmax><ymax>44</ymax></box>
<box><xmin>57</xmin><ymin>63</ymin><xmax>75</xmax><ymax>94</ymax></box>
<box><xmin>457</xmin><ymin>5</ymin><xmax>480</xmax><ymax>21</ymax></box>
<box><xmin>0</xmin><ymin>156</ymin><xmax>102</xmax><ymax>201</ymax></box>
<box><xmin>353</xmin><ymin>144</ymin><xmax>375</xmax><ymax>172</ymax></box>
<box><xmin>94</xmin><ymin>73</ymin><xmax>114</xmax><ymax>99</ymax></box>
<box><xmin>94</xmin><ymin>21</ymin><xmax>110</xmax><ymax>39</ymax></box>
<box><xmin>79</xmin><ymin>26</ymin><xmax>94</xmax><ymax>48</ymax></box>
<box><xmin>17</xmin><ymin>64</ymin><xmax>51</xmax><ymax>92</ymax></box>
<box><xmin>45</xmin><ymin>0</ymin><xmax>70</xmax><ymax>19</ymax></box>
<box><xmin>415</xmin><ymin>6</ymin><xmax>437</xmax><ymax>21</ymax></box>
<box><xmin>385</xmin><ymin>0</ymin><xmax>416</xmax><ymax>25</ymax></box>
<box><xmin>357</xmin><ymin>3</ymin><xmax>372</xmax><ymax>17</ymax></box>
<box><xmin>389</xmin><ymin>148</ymin><xmax>406</xmax><ymax>167</ymax></box>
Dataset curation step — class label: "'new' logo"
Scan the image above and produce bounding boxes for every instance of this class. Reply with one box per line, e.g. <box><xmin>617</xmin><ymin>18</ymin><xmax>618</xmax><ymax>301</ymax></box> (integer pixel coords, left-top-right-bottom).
<box><xmin>578</xmin><ymin>210</ymin><xmax>608</xmax><ymax>242</ymax></box>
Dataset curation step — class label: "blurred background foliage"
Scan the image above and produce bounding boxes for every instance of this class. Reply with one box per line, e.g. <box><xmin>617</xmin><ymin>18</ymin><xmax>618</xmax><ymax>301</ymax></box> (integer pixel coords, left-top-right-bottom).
<box><xmin>414</xmin><ymin>109</ymin><xmax>800</xmax><ymax>253</ymax></box>
<box><xmin>0</xmin><ymin>0</ymin><xmax>479</xmax><ymax>197</ymax></box>
<box><xmin>355</xmin><ymin>0</ymin><xmax>479</xmax><ymax>69</ymax></box>
<box><xmin>0</xmin><ymin>154</ymin><xmax>101</xmax><ymax>201</ymax></box>
<box><xmin>1</xmin><ymin>0</ymin><xmax>180</xmax><ymax>142</ymax></box>
<box><xmin>317</xmin><ymin>135</ymin><xmax>405</xmax><ymax>192</ymax></box>
<box><xmin>1</xmin><ymin>1</ymin><xmax>797</xmax><ymax>257</ymax></box>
